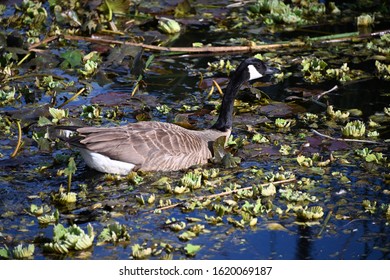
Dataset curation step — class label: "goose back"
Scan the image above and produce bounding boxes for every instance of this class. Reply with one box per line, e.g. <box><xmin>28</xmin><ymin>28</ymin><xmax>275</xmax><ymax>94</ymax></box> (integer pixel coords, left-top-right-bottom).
<box><xmin>75</xmin><ymin>121</ymin><xmax>228</xmax><ymax>171</ymax></box>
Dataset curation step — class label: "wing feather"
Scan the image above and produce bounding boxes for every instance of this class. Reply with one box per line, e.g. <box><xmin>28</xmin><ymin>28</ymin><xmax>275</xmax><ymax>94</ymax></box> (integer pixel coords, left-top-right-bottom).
<box><xmin>75</xmin><ymin>121</ymin><xmax>212</xmax><ymax>171</ymax></box>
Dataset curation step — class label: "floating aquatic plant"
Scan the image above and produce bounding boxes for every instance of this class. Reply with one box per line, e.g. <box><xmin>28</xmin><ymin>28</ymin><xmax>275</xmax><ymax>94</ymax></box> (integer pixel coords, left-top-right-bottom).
<box><xmin>205</xmin><ymin>215</ymin><xmax>223</xmax><ymax>225</ymax></box>
<box><xmin>81</xmin><ymin>104</ymin><xmax>102</xmax><ymax>119</ymax></box>
<box><xmin>252</xmin><ymin>133</ymin><xmax>269</xmax><ymax>143</ymax></box>
<box><xmin>280</xmin><ymin>188</ymin><xmax>318</xmax><ymax>202</ymax></box>
<box><xmin>227</xmin><ymin>217</ymin><xmax>245</xmax><ymax>228</ymax></box>
<box><xmin>178</xmin><ymin>230</ymin><xmax>196</xmax><ymax>241</ymax></box>
<box><xmin>136</xmin><ymin>194</ymin><xmax>146</xmax><ymax>205</ymax></box>
<box><xmin>301</xmin><ymin>57</ymin><xmax>328</xmax><ymax>83</ymax></box>
<box><xmin>158</xmin><ymin>199</ymin><xmax>173</xmax><ymax>208</ymax></box>
<box><xmin>15</xmin><ymin>0</ymin><xmax>48</xmax><ymax>28</ymax></box>
<box><xmin>296</xmin><ymin>206</ymin><xmax>324</xmax><ymax>221</ymax></box>
<box><xmin>249</xmin><ymin>217</ymin><xmax>258</xmax><ymax>227</ymax></box>
<box><xmin>222</xmin><ymin>152</ymin><xmax>241</xmax><ymax>168</ymax></box>
<box><xmin>28</xmin><ymin>204</ymin><xmax>51</xmax><ymax>216</ymax></box>
<box><xmin>362</xmin><ymin>200</ymin><xmax>377</xmax><ymax>214</ymax></box>
<box><xmin>37</xmin><ymin>209</ymin><xmax>59</xmax><ymax>225</ymax></box>
<box><xmin>357</xmin><ymin>14</ymin><xmax>375</xmax><ymax>26</ymax></box>
<box><xmin>264</xmin><ymin>171</ymin><xmax>295</xmax><ymax>182</ymax></box>
<box><xmin>207</xmin><ymin>59</ymin><xmax>234</xmax><ymax>74</ymax></box>
<box><xmin>247</xmin><ymin>0</ymin><xmax>325</xmax><ymax>25</ymax></box>
<box><xmin>0</xmin><ymin>246</ymin><xmax>10</xmax><ymax>259</ymax></box>
<box><xmin>241</xmin><ymin>199</ymin><xmax>267</xmax><ymax>216</ymax></box>
<box><xmin>0</xmin><ymin>87</ymin><xmax>16</xmax><ymax>105</ymax></box>
<box><xmin>36</xmin><ymin>75</ymin><xmax>74</xmax><ymax>93</ymax></box>
<box><xmin>180</xmin><ymin>170</ymin><xmax>202</xmax><ymax>189</ymax></box>
<box><xmin>326</xmin><ymin>63</ymin><xmax>351</xmax><ymax>83</ymax></box>
<box><xmin>355</xmin><ymin>148</ymin><xmax>386</xmax><ymax>164</ymax></box>
<box><xmin>296</xmin><ymin>155</ymin><xmax>313</xmax><ymax>167</ymax></box>
<box><xmin>60</xmin><ymin>49</ymin><xmax>83</xmax><ymax>69</ymax></box>
<box><xmin>184</xmin><ymin>243</ymin><xmax>201</xmax><ymax>257</ymax></box>
<box><xmin>158</xmin><ymin>17</ymin><xmax>181</xmax><ymax>34</ymax></box>
<box><xmin>46</xmin><ymin>107</ymin><xmax>69</xmax><ymax>125</ymax></box>
<box><xmin>355</xmin><ymin>147</ymin><xmax>371</xmax><ymax>158</ymax></box>
<box><xmin>327</xmin><ymin>105</ymin><xmax>350</xmax><ymax>122</ymax></box>
<box><xmin>190</xmin><ymin>224</ymin><xmax>208</xmax><ymax>235</ymax></box>
<box><xmin>380</xmin><ymin>204</ymin><xmax>390</xmax><ymax>221</ymax></box>
<box><xmin>43</xmin><ymin>223</ymin><xmax>95</xmax><ymax>254</ymax></box>
<box><xmin>174</xmin><ymin>186</ymin><xmax>188</xmax><ymax>194</ymax></box>
<box><xmin>98</xmin><ymin>223</ymin><xmax>131</xmax><ymax>244</ymax></box>
<box><xmin>368</xmin><ymin>119</ymin><xmax>380</xmax><ymax>127</ymax></box>
<box><xmin>201</xmin><ymin>168</ymin><xmax>219</xmax><ymax>179</ymax></box>
<box><xmin>317</xmin><ymin>159</ymin><xmax>331</xmax><ymax>167</ymax></box>
<box><xmin>367</xmin><ymin>130</ymin><xmax>380</xmax><ymax>137</ymax></box>
<box><xmin>126</xmin><ymin>171</ymin><xmax>143</xmax><ymax>185</ymax></box>
<box><xmin>52</xmin><ymin>158</ymin><xmax>78</xmax><ymax>204</ymax></box>
<box><xmin>78</xmin><ymin>52</ymin><xmax>100</xmax><ymax>77</ymax></box>
<box><xmin>0</xmin><ymin>115</ymin><xmax>11</xmax><ymax>136</ymax></box>
<box><xmin>166</xmin><ymin>218</ymin><xmax>186</xmax><ymax>232</ymax></box>
<box><xmin>58</xmin><ymin>191</ymin><xmax>77</xmax><ymax>204</ymax></box>
<box><xmin>261</xmin><ymin>183</ymin><xmax>276</xmax><ymax>197</ymax></box>
<box><xmin>384</xmin><ymin>107</ymin><xmax>390</xmax><ymax>116</ymax></box>
<box><xmin>156</xmin><ymin>104</ymin><xmax>172</xmax><ymax>114</ymax></box>
<box><xmin>135</xmin><ymin>194</ymin><xmax>156</xmax><ymax>205</ymax></box>
<box><xmin>213</xmin><ymin>204</ymin><xmax>232</xmax><ymax>217</ymax></box>
<box><xmin>275</xmin><ymin>118</ymin><xmax>295</xmax><ymax>128</ymax></box>
<box><xmin>341</xmin><ymin>120</ymin><xmax>366</xmax><ymax>138</ymax></box>
<box><xmin>12</xmin><ymin>244</ymin><xmax>35</xmax><ymax>259</ymax></box>
<box><xmin>299</xmin><ymin>112</ymin><xmax>319</xmax><ymax>123</ymax></box>
<box><xmin>375</xmin><ymin>61</ymin><xmax>390</xmax><ymax>80</ymax></box>
<box><xmin>147</xmin><ymin>194</ymin><xmax>156</xmax><ymax>204</ymax></box>
<box><xmin>279</xmin><ymin>144</ymin><xmax>292</xmax><ymax>155</ymax></box>
<box><xmin>53</xmin><ymin>5</ymin><xmax>82</xmax><ymax>26</ymax></box>
<box><xmin>131</xmin><ymin>244</ymin><xmax>152</xmax><ymax>259</ymax></box>
<box><xmin>51</xmin><ymin>185</ymin><xmax>77</xmax><ymax>205</ymax></box>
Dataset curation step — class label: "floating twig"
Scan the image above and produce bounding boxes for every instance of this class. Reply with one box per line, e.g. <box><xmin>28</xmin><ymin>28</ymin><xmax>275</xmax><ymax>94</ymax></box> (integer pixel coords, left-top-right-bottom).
<box><xmin>317</xmin><ymin>210</ymin><xmax>332</xmax><ymax>237</ymax></box>
<box><xmin>17</xmin><ymin>52</ymin><xmax>32</xmax><ymax>66</ymax></box>
<box><xmin>213</xmin><ymin>80</ymin><xmax>224</xmax><ymax>96</ymax></box>
<box><xmin>315</xmin><ymin>85</ymin><xmax>338</xmax><ymax>100</ymax></box>
<box><xmin>153</xmin><ymin>177</ymin><xmax>296</xmax><ymax>212</ymax></box>
<box><xmin>311</xmin><ymin>129</ymin><xmax>383</xmax><ymax>145</ymax></box>
<box><xmin>58</xmin><ymin>87</ymin><xmax>86</xmax><ymax>108</ymax></box>
<box><xmin>28</xmin><ymin>35</ymin><xmax>59</xmax><ymax>50</ymax></box>
<box><xmin>11</xmin><ymin>120</ymin><xmax>23</xmax><ymax>158</ymax></box>
<box><xmin>310</xmin><ymin>29</ymin><xmax>390</xmax><ymax>44</ymax></box>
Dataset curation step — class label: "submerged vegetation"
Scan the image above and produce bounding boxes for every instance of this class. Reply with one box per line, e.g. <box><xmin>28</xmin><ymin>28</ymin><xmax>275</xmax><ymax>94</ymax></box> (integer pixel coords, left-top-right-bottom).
<box><xmin>0</xmin><ymin>0</ymin><xmax>390</xmax><ymax>260</ymax></box>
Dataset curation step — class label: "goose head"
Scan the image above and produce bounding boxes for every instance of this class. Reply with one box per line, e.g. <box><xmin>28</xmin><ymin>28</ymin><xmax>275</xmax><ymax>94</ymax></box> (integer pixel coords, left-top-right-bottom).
<box><xmin>211</xmin><ymin>57</ymin><xmax>268</xmax><ymax>132</ymax></box>
<box><xmin>234</xmin><ymin>57</ymin><xmax>267</xmax><ymax>82</ymax></box>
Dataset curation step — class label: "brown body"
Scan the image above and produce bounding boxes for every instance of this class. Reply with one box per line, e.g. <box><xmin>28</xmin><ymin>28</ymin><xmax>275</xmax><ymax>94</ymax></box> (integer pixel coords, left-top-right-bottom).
<box><xmin>76</xmin><ymin>121</ymin><xmax>230</xmax><ymax>171</ymax></box>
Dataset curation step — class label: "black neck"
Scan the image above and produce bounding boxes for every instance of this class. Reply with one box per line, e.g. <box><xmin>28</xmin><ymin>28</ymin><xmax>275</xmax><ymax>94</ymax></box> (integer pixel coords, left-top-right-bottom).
<box><xmin>210</xmin><ymin>76</ymin><xmax>245</xmax><ymax>132</ymax></box>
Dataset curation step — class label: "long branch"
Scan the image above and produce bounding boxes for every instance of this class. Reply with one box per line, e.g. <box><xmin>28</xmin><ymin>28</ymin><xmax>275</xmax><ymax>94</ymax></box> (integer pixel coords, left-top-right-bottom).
<box><xmin>154</xmin><ymin>177</ymin><xmax>296</xmax><ymax>212</ymax></box>
<box><xmin>311</xmin><ymin>129</ymin><xmax>384</xmax><ymax>145</ymax></box>
<box><xmin>26</xmin><ymin>29</ymin><xmax>390</xmax><ymax>54</ymax></box>
<box><xmin>60</xmin><ymin>34</ymin><xmax>302</xmax><ymax>53</ymax></box>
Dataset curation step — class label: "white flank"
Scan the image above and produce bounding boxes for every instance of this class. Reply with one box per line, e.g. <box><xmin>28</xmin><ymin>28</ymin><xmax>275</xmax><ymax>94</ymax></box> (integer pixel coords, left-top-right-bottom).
<box><xmin>247</xmin><ymin>64</ymin><xmax>263</xmax><ymax>80</ymax></box>
<box><xmin>79</xmin><ymin>149</ymin><xmax>135</xmax><ymax>175</ymax></box>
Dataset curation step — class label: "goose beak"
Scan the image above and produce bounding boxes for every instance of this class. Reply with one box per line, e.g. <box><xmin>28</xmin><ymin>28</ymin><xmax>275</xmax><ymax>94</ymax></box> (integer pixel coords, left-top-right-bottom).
<box><xmin>265</xmin><ymin>66</ymin><xmax>279</xmax><ymax>75</ymax></box>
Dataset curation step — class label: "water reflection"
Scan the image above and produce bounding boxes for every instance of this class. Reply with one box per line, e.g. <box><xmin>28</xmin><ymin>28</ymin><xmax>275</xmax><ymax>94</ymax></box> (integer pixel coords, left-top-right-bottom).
<box><xmin>295</xmin><ymin>226</ymin><xmax>313</xmax><ymax>260</ymax></box>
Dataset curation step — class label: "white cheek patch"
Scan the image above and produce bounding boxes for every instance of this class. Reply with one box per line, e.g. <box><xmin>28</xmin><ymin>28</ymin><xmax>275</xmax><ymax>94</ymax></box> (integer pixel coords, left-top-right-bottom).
<box><xmin>247</xmin><ymin>64</ymin><xmax>263</xmax><ymax>80</ymax></box>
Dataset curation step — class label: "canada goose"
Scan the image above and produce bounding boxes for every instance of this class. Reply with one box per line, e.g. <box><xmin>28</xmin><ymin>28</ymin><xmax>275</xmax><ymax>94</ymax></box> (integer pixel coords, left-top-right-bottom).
<box><xmin>60</xmin><ymin>58</ymin><xmax>267</xmax><ymax>174</ymax></box>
